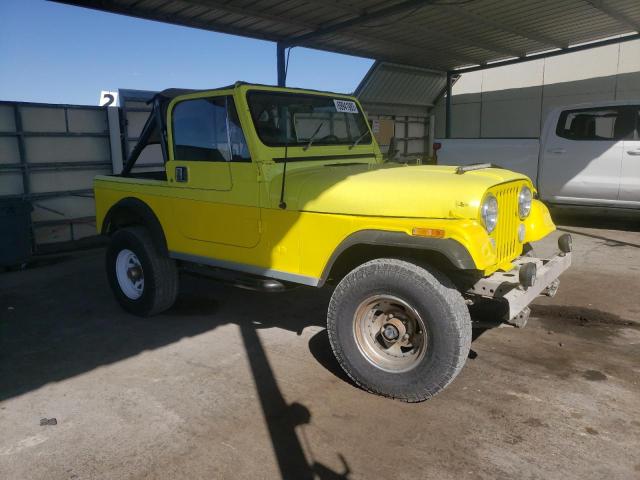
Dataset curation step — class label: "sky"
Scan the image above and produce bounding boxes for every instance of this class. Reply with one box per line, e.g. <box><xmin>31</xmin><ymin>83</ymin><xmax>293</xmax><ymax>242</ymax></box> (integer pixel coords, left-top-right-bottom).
<box><xmin>0</xmin><ymin>0</ymin><xmax>374</xmax><ymax>106</ymax></box>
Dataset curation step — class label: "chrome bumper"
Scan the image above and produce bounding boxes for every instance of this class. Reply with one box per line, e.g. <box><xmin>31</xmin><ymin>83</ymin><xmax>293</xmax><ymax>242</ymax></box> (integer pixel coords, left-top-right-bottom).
<box><xmin>468</xmin><ymin>236</ymin><xmax>572</xmax><ymax>324</ymax></box>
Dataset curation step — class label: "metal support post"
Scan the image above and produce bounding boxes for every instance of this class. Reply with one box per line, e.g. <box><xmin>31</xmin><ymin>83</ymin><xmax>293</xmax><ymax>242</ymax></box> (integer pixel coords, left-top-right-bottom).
<box><xmin>277</xmin><ymin>42</ymin><xmax>286</xmax><ymax>87</ymax></box>
<box><xmin>445</xmin><ymin>71</ymin><xmax>452</xmax><ymax>139</ymax></box>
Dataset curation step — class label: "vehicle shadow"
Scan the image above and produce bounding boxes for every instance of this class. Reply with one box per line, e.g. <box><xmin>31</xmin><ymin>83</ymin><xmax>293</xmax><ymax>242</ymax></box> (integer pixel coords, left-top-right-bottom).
<box><xmin>557</xmin><ymin>226</ymin><xmax>640</xmax><ymax>248</ymax></box>
<box><xmin>240</xmin><ymin>322</ymin><xmax>351</xmax><ymax>479</ymax></box>
<box><xmin>0</xmin><ymin>250</ymin><xmax>350</xmax><ymax>479</ymax></box>
<box><xmin>308</xmin><ymin>325</ymin><xmax>488</xmax><ymax>384</ymax></box>
<box><xmin>551</xmin><ymin>208</ymin><xmax>640</xmax><ymax>234</ymax></box>
<box><xmin>308</xmin><ymin>329</ymin><xmax>355</xmax><ymax>386</ymax></box>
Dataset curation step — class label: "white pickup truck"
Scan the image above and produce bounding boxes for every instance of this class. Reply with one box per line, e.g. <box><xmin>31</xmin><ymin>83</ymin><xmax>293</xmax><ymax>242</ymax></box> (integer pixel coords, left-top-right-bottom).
<box><xmin>436</xmin><ymin>100</ymin><xmax>640</xmax><ymax>210</ymax></box>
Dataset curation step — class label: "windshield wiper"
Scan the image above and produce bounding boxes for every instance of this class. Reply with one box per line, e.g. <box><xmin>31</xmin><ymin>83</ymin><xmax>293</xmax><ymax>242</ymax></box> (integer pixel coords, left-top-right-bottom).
<box><xmin>302</xmin><ymin>122</ymin><xmax>324</xmax><ymax>151</ymax></box>
<box><xmin>349</xmin><ymin>130</ymin><xmax>371</xmax><ymax>149</ymax></box>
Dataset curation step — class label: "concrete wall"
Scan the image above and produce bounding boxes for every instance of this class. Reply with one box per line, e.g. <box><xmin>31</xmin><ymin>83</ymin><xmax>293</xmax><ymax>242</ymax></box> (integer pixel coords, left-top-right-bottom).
<box><xmin>434</xmin><ymin>39</ymin><xmax>640</xmax><ymax>138</ymax></box>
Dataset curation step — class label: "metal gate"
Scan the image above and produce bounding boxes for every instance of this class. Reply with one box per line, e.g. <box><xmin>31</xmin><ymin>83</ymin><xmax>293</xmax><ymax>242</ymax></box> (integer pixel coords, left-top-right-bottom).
<box><xmin>0</xmin><ymin>101</ymin><xmax>111</xmax><ymax>248</ymax></box>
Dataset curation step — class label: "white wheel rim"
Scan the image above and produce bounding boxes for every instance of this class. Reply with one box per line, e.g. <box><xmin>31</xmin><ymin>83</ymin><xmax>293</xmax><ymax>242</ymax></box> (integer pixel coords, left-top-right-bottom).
<box><xmin>115</xmin><ymin>249</ymin><xmax>144</xmax><ymax>300</ymax></box>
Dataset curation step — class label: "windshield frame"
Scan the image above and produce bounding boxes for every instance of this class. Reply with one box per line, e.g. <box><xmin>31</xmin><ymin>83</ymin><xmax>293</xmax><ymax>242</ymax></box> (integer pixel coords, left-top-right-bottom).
<box><xmin>245</xmin><ymin>89</ymin><xmax>373</xmax><ymax>149</ymax></box>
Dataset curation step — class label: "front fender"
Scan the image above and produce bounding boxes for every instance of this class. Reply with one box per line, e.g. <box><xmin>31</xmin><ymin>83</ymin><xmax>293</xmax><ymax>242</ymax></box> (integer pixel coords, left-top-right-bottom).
<box><xmin>523</xmin><ymin>199</ymin><xmax>556</xmax><ymax>244</ymax></box>
<box><xmin>318</xmin><ymin>229</ymin><xmax>478</xmax><ymax>287</ymax></box>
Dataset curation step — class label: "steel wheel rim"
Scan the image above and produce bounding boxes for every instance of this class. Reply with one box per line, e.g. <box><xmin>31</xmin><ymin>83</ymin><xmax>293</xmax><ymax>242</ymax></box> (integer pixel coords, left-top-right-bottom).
<box><xmin>115</xmin><ymin>249</ymin><xmax>144</xmax><ymax>300</ymax></box>
<box><xmin>353</xmin><ymin>294</ymin><xmax>428</xmax><ymax>373</ymax></box>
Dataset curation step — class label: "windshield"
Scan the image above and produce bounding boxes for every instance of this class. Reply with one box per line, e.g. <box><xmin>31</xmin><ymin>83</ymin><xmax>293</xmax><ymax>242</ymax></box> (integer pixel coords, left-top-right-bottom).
<box><xmin>247</xmin><ymin>91</ymin><xmax>372</xmax><ymax>148</ymax></box>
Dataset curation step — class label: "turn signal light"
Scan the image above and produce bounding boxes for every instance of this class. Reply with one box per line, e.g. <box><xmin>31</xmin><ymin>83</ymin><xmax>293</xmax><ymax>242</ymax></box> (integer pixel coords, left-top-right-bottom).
<box><xmin>412</xmin><ymin>227</ymin><xmax>445</xmax><ymax>238</ymax></box>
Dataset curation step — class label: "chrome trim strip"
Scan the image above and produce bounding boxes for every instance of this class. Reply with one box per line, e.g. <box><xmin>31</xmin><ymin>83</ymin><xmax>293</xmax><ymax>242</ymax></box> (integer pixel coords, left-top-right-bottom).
<box><xmin>169</xmin><ymin>251</ymin><xmax>320</xmax><ymax>287</ymax></box>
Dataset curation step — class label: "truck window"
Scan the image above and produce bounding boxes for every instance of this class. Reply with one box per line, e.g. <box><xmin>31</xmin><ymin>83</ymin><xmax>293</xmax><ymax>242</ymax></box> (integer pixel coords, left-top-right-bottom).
<box><xmin>227</xmin><ymin>99</ymin><xmax>251</xmax><ymax>162</ymax></box>
<box><xmin>247</xmin><ymin>91</ymin><xmax>371</xmax><ymax>148</ymax></box>
<box><xmin>172</xmin><ymin>96</ymin><xmax>250</xmax><ymax>162</ymax></box>
<box><xmin>556</xmin><ymin>107</ymin><xmax>634</xmax><ymax>141</ymax></box>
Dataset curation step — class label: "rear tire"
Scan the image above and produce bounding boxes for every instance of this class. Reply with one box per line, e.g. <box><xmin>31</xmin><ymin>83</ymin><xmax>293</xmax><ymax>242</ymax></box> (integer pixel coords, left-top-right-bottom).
<box><xmin>106</xmin><ymin>226</ymin><xmax>178</xmax><ymax>316</ymax></box>
<box><xmin>327</xmin><ymin>258</ymin><xmax>471</xmax><ymax>402</ymax></box>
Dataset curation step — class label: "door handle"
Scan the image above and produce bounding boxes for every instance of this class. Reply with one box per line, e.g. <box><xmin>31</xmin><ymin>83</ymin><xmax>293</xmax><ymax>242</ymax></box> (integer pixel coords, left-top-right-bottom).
<box><xmin>627</xmin><ymin>149</ymin><xmax>640</xmax><ymax>156</ymax></box>
<box><xmin>547</xmin><ymin>148</ymin><xmax>566</xmax><ymax>154</ymax></box>
<box><xmin>175</xmin><ymin>166</ymin><xmax>188</xmax><ymax>182</ymax></box>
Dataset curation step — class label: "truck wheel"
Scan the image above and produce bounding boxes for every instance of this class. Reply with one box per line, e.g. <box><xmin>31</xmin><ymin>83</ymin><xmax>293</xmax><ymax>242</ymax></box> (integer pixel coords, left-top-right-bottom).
<box><xmin>106</xmin><ymin>226</ymin><xmax>178</xmax><ymax>316</ymax></box>
<box><xmin>327</xmin><ymin>258</ymin><xmax>471</xmax><ymax>402</ymax></box>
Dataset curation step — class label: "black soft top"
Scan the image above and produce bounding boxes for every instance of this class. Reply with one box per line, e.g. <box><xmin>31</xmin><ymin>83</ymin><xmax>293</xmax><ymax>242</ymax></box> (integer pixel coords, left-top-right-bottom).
<box><xmin>155</xmin><ymin>88</ymin><xmax>199</xmax><ymax>101</ymax></box>
<box><xmin>152</xmin><ymin>84</ymin><xmax>236</xmax><ymax>104</ymax></box>
<box><xmin>152</xmin><ymin>82</ymin><xmax>351</xmax><ymax>104</ymax></box>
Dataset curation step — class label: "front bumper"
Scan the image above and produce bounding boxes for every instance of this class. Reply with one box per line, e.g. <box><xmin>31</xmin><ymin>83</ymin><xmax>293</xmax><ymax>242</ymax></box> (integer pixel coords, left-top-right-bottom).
<box><xmin>468</xmin><ymin>234</ymin><xmax>572</xmax><ymax>325</ymax></box>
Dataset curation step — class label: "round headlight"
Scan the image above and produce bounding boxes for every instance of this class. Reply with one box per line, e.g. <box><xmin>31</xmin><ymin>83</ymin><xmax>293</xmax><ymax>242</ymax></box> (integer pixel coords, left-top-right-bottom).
<box><xmin>481</xmin><ymin>194</ymin><xmax>498</xmax><ymax>233</ymax></box>
<box><xmin>518</xmin><ymin>186</ymin><xmax>532</xmax><ymax>219</ymax></box>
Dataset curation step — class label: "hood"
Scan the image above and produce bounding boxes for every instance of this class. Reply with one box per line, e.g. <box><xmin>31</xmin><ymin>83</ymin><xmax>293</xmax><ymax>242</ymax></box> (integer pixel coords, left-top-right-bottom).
<box><xmin>271</xmin><ymin>162</ymin><xmax>529</xmax><ymax>219</ymax></box>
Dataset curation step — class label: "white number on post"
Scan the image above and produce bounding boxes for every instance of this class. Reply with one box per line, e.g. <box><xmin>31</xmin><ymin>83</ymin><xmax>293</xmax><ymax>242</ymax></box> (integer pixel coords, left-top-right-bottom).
<box><xmin>99</xmin><ymin>90</ymin><xmax>119</xmax><ymax>107</ymax></box>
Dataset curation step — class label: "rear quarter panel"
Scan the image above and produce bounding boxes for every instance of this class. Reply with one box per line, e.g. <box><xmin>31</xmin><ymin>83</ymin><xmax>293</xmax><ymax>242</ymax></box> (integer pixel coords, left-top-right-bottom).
<box><xmin>94</xmin><ymin>176</ymin><xmax>173</xmax><ymax>236</ymax></box>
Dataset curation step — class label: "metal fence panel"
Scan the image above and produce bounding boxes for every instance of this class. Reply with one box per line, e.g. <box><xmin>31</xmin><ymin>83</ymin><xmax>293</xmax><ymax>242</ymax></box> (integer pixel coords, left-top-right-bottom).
<box><xmin>0</xmin><ymin>105</ymin><xmax>16</xmax><ymax>131</ymax></box>
<box><xmin>0</xmin><ymin>101</ymin><xmax>110</xmax><ymax>247</ymax></box>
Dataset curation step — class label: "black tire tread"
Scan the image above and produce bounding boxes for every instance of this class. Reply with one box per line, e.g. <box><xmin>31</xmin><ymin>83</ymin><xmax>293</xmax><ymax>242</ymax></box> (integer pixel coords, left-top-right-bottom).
<box><xmin>108</xmin><ymin>226</ymin><xmax>178</xmax><ymax>316</ymax></box>
<box><xmin>327</xmin><ymin>258</ymin><xmax>471</xmax><ymax>402</ymax></box>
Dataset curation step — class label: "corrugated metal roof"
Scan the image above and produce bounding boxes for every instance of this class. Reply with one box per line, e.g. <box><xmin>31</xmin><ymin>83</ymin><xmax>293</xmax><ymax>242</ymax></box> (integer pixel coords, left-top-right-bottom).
<box><xmin>355</xmin><ymin>62</ymin><xmax>446</xmax><ymax>107</ymax></box>
<box><xmin>53</xmin><ymin>0</ymin><xmax>640</xmax><ymax>72</ymax></box>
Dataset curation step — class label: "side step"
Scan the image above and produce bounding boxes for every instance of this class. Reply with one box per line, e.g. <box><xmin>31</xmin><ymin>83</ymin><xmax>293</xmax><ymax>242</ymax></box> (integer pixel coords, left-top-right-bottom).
<box><xmin>181</xmin><ymin>263</ymin><xmax>293</xmax><ymax>292</ymax></box>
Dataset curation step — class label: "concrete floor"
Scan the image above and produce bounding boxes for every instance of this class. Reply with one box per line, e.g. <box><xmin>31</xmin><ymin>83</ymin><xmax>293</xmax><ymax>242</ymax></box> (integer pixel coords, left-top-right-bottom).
<box><xmin>1</xmin><ymin>216</ymin><xmax>639</xmax><ymax>480</ymax></box>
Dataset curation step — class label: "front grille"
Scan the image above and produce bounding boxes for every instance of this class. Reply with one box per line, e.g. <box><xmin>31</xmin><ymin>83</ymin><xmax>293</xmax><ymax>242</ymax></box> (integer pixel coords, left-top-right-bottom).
<box><xmin>491</xmin><ymin>182</ymin><xmax>523</xmax><ymax>266</ymax></box>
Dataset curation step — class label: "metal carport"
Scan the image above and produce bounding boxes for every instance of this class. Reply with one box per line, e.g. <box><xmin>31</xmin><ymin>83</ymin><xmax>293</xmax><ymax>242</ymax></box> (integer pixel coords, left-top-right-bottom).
<box><xmin>53</xmin><ymin>0</ymin><xmax>640</xmax><ymax>137</ymax></box>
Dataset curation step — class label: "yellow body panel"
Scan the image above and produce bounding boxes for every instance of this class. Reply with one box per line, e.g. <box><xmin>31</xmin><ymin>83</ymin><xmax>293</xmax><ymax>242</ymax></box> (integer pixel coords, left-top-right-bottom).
<box><xmin>94</xmin><ymin>83</ymin><xmax>556</xmax><ymax>285</ymax></box>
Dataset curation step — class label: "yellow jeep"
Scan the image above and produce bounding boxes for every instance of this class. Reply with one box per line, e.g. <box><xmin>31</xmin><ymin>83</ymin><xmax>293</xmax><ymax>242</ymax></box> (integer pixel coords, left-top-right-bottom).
<box><xmin>94</xmin><ymin>83</ymin><xmax>571</xmax><ymax>401</ymax></box>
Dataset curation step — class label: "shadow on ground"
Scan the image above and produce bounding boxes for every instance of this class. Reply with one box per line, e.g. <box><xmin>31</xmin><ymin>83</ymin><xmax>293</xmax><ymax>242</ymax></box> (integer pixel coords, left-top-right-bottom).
<box><xmin>550</xmin><ymin>207</ymin><xmax>640</xmax><ymax>233</ymax></box>
<box><xmin>0</xmin><ymin>250</ymin><xmax>351</xmax><ymax>479</ymax></box>
<box><xmin>557</xmin><ymin>226</ymin><xmax>640</xmax><ymax>248</ymax></box>
<box><xmin>0</xmin><ymin>253</ymin><xmax>327</xmax><ymax>401</ymax></box>
<box><xmin>308</xmin><ymin>326</ymin><xmax>485</xmax><ymax>386</ymax></box>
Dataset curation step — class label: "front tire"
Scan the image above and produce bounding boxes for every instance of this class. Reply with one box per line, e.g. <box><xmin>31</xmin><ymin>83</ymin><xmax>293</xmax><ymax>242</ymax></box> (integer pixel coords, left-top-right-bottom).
<box><xmin>106</xmin><ymin>226</ymin><xmax>178</xmax><ymax>316</ymax></box>
<box><xmin>327</xmin><ymin>258</ymin><xmax>471</xmax><ymax>402</ymax></box>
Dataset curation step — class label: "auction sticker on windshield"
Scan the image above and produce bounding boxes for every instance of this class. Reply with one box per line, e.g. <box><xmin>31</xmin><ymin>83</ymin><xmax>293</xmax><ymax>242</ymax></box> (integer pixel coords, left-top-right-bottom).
<box><xmin>334</xmin><ymin>99</ymin><xmax>358</xmax><ymax>114</ymax></box>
